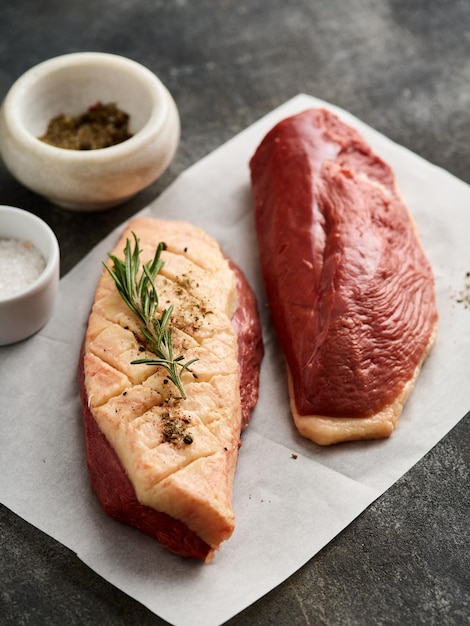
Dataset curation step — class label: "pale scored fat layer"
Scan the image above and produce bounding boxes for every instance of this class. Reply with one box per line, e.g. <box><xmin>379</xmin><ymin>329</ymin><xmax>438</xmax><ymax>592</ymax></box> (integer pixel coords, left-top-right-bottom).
<box><xmin>83</xmin><ymin>218</ymin><xmax>241</xmax><ymax>549</ymax></box>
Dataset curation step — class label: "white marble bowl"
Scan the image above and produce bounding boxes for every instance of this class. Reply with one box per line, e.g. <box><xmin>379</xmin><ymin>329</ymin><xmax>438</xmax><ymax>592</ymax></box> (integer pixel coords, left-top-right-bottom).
<box><xmin>0</xmin><ymin>52</ymin><xmax>180</xmax><ymax>211</ymax></box>
<box><xmin>0</xmin><ymin>205</ymin><xmax>60</xmax><ymax>346</ymax></box>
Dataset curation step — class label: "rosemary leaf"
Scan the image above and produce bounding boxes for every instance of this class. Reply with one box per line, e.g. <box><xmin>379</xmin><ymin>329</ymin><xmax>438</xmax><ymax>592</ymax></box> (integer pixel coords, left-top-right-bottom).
<box><xmin>103</xmin><ymin>233</ymin><xmax>197</xmax><ymax>399</ymax></box>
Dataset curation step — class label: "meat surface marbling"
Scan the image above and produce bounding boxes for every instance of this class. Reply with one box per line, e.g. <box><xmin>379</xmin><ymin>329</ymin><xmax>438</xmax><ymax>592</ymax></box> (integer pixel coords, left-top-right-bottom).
<box><xmin>250</xmin><ymin>108</ymin><xmax>437</xmax><ymax>444</ymax></box>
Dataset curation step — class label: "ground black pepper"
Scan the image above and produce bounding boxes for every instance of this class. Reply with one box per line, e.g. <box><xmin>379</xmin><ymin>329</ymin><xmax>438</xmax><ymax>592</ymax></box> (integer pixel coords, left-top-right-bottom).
<box><xmin>161</xmin><ymin>411</ymin><xmax>193</xmax><ymax>445</ymax></box>
<box><xmin>454</xmin><ymin>271</ymin><xmax>470</xmax><ymax>309</ymax></box>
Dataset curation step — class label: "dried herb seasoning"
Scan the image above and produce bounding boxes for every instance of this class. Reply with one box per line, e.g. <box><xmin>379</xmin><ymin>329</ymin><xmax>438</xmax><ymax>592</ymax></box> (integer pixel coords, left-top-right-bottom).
<box><xmin>161</xmin><ymin>411</ymin><xmax>193</xmax><ymax>445</ymax></box>
<box><xmin>39</xmin><ymin>101</ymin><xmax>132</xmax><ymax>150</ymax></box>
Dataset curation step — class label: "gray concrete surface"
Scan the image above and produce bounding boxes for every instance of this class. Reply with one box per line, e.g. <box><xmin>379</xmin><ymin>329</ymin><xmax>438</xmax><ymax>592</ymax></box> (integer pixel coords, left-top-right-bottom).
<box><xmin>0</xmin><ymin>1</ymin><xmax>469</xmax><ymax>624</ymax></box>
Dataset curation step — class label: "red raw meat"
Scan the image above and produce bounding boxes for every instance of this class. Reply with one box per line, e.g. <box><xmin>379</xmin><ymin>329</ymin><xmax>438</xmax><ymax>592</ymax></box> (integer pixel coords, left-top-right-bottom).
<box><xmin>250</xmin><ymin>108</ymin><xmax>437</xmax><ymax>444</ymax></box>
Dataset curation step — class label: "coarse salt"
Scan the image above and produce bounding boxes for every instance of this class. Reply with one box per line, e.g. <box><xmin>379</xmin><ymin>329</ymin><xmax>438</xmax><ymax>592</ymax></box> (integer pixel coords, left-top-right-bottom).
<box><xmin>0</xmin><ymin>238</ymin><xmax>46</xmax><ymax>298</ymax></box>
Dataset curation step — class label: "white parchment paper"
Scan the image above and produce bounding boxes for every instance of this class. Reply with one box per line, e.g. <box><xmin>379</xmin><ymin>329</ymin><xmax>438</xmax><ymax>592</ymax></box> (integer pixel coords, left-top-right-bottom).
<box><xmin>1</xmin><ymin>95</ymin><xmax>469</xmax><ymax>626</ymax></box>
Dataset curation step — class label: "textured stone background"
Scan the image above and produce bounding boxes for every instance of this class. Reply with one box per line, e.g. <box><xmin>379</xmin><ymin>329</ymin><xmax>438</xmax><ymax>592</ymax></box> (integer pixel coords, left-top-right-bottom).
<box><xmin>0</xmin><ymin>1</ymin><xmax>469</xmax><ymax>624</ymax></box>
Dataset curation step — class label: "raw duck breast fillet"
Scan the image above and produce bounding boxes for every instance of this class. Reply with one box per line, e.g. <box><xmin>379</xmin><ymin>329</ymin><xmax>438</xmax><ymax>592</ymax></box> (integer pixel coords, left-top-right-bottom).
<box><xmin>79</xmin><ymin>217</ymin><xmax>263</xmax><ymax>562</ymax></box>
<box><xmin>250</xmin><ymin>108</ymin><xmax>438</xmax><ymax>445</ymax></box>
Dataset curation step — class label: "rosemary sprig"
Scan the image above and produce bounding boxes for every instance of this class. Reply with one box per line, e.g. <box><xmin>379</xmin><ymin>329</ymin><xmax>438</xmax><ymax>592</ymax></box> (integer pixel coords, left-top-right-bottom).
<box><xmin>104</xmin><ymin>232</ymin><xmax>197</xmax><ymax>399</ymax></box>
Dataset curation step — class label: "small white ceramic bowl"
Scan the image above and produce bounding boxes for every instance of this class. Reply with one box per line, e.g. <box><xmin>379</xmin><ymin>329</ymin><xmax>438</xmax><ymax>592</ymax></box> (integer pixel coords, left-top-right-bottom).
<box><xmin>0</xmin><ymin>52</ymin><xmax>180</xmax><ymax>211</ymax></box>
<box><xmin>0</xmin><ymin>205</ymin><xmax>60</xmax><ymax>346</ymax></box>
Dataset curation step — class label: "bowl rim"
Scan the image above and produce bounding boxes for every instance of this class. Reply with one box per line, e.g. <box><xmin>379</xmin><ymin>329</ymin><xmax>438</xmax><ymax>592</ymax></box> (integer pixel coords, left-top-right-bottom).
<box><xmin>1</xmin><ymin>51</ymin><xmax>171</xmax><ymax>161</ymax></box>
<box><xmin>0</xmin><ymin>205</ymin><xmax>60</xmax><ymax>303</ymax></box>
